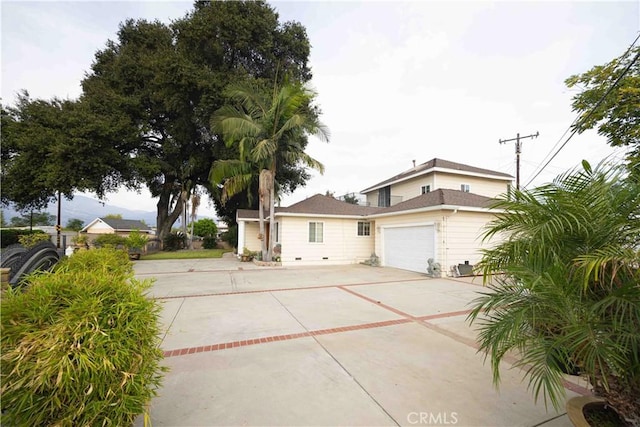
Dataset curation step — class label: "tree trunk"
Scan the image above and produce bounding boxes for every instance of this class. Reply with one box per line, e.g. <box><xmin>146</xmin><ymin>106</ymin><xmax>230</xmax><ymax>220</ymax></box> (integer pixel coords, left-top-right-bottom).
<box><xmin>268</xmin><ymin>184</ymin><xmax>275</xmax><ymax>261</ymax></box>
<box><xmin>156</xmin><ymin>183</ymin><xmax>185</xmax><ymax>245</ymax></box>
<box><xmin>258</xmin><ymin>190</ymin><xmax>267</xmax><ymax>261</ymax></box>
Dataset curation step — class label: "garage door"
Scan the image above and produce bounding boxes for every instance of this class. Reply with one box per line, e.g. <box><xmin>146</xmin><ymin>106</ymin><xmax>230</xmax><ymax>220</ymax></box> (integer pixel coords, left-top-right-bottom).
<box><xmin>384</xmin><ymin>225</ymin><xmax>435</xmax><ymax>273</ymax></box>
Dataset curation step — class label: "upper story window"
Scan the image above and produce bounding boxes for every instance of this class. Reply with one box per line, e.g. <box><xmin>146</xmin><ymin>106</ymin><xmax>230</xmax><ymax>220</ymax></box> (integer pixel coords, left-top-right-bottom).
<box><xmin>308</xmin><ymin>222</ymin><xmax>323</xmax><ymax>243</ymax></box>
<box><xmin>421</xmin><ymin>185</ymin><xmax>431</xmax><ymax>194</ymax></box>
<box><xmin>377</xmin><ymin>186</ymin><xmax>391</xmax><ymax>207</ymax></box>
<box><xmin>357</xmin><ymin>221</ymin><xmax>371</xmax><ymax>236</ymax></box>
<box><xmin>461</xmin><ymin>184</ymin><xmax>470</xmax><ymax>193</ymax></box>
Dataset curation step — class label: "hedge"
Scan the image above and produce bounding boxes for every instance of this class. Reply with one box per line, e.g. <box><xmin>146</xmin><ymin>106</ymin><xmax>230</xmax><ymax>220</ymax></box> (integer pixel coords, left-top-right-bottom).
<box><xmin>1</xmin><ymin>248</ymin><xmax>166</xmax><ymax>425</ymax></box>
<box><xmin>1</xmin><ymin>229</ymin><xmax>46</xmax><ymax>248</ymax></box>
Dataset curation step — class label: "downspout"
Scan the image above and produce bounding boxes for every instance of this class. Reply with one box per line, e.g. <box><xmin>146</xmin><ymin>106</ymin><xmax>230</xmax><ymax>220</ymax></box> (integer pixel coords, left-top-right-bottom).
<box><xmin>443</xmin><ymin>208</ymin><xmax>458</xmax><ymax>276</ymax></box>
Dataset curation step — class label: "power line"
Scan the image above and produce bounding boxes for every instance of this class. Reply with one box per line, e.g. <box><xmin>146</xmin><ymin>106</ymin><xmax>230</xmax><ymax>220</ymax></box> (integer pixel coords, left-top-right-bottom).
<box><xmin>524</xmin><ymin>33</ymin><xmax>640</xmax><ymax>188</ymax></box>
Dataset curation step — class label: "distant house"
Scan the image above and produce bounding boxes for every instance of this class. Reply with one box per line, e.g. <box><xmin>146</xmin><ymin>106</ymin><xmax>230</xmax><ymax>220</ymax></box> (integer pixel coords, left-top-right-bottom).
<box><xmin>236</xmin><ymin>158</ymin><xmax>513</xmax><ymax>275</ymax></box>
<box><xmin>81</xmin><ymin>218</ymin><xmax>154</xmax><ymax>238</ymax></box>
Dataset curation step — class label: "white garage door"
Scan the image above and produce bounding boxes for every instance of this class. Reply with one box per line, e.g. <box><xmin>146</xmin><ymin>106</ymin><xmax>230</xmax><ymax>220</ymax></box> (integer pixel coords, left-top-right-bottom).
<box><xmin>384</xmin><ymin>225</ymin><xmax>435</xmax><ymax>273</ymax></box>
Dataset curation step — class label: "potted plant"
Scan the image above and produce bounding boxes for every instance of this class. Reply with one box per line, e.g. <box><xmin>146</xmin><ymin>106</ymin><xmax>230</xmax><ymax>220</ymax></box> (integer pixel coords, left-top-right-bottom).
<box><xmin>240</xmin><ymin>247</ymin><xmax>253</xmax><ymax>262</ymax></box>
<box><xmin>124</xmin><ymin>230</ymin><xmax>148</xmax><ymax>260</ymax></box>
<box><xmin>467</xmin><ymin>162</ymin><xmax>640</xmax><ymax>426</ymax></box>
<box><xmin>71</xmin><ymin>233</ymin><xmax>89</xmax><ymax>251</ymax></box>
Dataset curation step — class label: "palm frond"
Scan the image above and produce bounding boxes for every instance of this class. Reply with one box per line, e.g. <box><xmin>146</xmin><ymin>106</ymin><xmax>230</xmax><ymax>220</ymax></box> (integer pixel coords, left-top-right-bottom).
<box><xmin>468</xmin><ymin>161</ymin><xmax>640</xmax><ymax>415</ymax></box>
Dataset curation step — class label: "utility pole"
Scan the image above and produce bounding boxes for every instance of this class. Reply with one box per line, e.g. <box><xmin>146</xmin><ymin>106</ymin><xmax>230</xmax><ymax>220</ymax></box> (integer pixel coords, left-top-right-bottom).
<box><xmin>56</xmin><ymin>191</ymin><xmax>62</xmax><ymax>249</ymax></box>
<box><xmin>499</xmin><ymin>131</ymin><xmax>539</xmax><ymax>190</ymax></box>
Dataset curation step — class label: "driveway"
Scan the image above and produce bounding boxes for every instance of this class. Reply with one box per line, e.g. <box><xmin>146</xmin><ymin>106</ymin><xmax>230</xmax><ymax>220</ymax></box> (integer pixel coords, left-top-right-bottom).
<box><xmin>134</xmin><ymin>256</ymin><xmax>589</xmax><ymax>426</ymax></box>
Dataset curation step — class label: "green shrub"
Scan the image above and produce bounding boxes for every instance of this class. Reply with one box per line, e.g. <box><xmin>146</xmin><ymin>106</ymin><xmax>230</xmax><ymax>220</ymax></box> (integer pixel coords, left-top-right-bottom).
<box><xmin>1</xmin><ymin>248</ymin><xmax>166</xmax><ymax>426</ymax></box>
<box><xmin>93</xmin><ymin>233</ymin><xmax>126</xmax><ymax>248</ymax></box>
<box><xmin>125</xmin><ymin>229</ymin><xmax>149</xmax><ymax>251</ymax></box>
<box><xmin>163</xmin><ymin>232</ymin><xmax>186</xmax><ymax>251</ymax></box>
<box><xmin>192</xmin><ymin>218</ymin><xmax>217</xmax><ymax>238</ymax></box>
<box><xmin>58</xmin><ymin>245</ymin><xmax>133</xmax><ymax>277</ymax></box>
<box><xmin>202</xmin><ymin>236</ymin><xmax>217</xmax><ymax>249</ymax></box>
<box><xmin>220</xmin><ymin>224</ymin><xmax>237</xmax><ymax>249</ymax></box>
<box><xmin>18</xmin><ymin>232</ymin><xmax>52</xmax><ymax>248</ymax></box>
<box><xmin>1</xmin><ymin>229</ymin><xmax>45</xmax><ymax>248</ymax></box>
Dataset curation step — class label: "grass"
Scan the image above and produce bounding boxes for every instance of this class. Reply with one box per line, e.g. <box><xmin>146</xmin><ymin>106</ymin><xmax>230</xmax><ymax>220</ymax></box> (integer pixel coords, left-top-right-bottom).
<box><xmin>140</xmin><ymin>249</ymin><xmax>230</xmax><ymax>260</ymax></box>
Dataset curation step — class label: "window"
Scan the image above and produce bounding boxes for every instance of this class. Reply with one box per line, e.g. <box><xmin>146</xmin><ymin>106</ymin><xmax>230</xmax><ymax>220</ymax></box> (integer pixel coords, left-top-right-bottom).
<box><xmin>274</xmin><ymin>222</ymin><xmax>280</xmax><ymax>243</ymax></box>
<box><xmin>377</xmin><ymin>186</ymin><xmax>391</xmax><ymax>207</ymax></box>
<box><xmin>308</xmin><ymin>222</ymin><xmax>323</xmax><ymax>243</ymax></box>
<box><xmin>357</xmin><ymin>221</ymin><xmax>371</xmax><ymax>236</ymax></box>
<box><xmin>461</xmin><ymin>184</ymin><xmax>470</xmax><ymax>193</ymax></box>
<box><xmin>421</xmin><ymin>185</ymin><xmax>431</xmax><ymax>194</ymax></box>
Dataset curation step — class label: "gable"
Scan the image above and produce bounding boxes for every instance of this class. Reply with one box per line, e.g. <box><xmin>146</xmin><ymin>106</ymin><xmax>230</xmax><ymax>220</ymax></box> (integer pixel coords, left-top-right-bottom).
<box><xmin>81</xmin><ymin>217</ymin><xmax>152</xmax><ymax>233</ymax></box>
<box><xmin>361</xmin><ymin>158</ymin><xmax>513</xmax><ymax>194</ymax></box>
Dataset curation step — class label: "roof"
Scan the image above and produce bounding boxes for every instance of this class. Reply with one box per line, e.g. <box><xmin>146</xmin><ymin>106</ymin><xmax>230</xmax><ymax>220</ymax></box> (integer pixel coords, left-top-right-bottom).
<box><xmin>81</xmin><ymin>217</ymin><xmax>153</xmax><ymax>232</ymax></box>
<box><xmin>237</xmin><ymin>191</ymin><xmax>494</xmax><ymax>221</ymax></box>
<box><xmin>279</xmin><ymin>194</ymin><xmax>382</xmax><ymax>216</ymax></box>
<box><xmin>361</xmin><ymin>158</ymin><xmax>513</xmax><ymax>193</ymax></box>
<box><xmin>237</xmin><ymin>195</ymin><xmax>382</xmax><ymax>220</ymax></box>
<box><xmin>237</xmin><ymin>209</ymin><xmax>270</xmax><ymax>220</ymax></box>
<box><xmin>372</xmin><ymin>189</ymin><xmax>494</xmax><ymax>216</ymax></box>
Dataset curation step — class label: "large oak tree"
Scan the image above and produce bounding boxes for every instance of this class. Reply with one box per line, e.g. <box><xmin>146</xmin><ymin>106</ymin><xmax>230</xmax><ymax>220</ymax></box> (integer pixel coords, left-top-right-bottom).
<box><xmin>80</xmin><ymin>1</ymin><xmax>315</xmax><ymax>240</ymax></box>
<box><xmin>1</xmin><ymin>93</ymin><xmax>134</xmax><ymax>211</ymax></box>
<box><xmin>2</xmin><ymin>1</ymin><xmax>317</xmax><ymax>241</ymax></box>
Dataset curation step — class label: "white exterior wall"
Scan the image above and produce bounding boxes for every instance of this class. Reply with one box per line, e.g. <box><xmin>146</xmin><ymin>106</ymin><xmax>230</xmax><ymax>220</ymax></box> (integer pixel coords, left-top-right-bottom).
<box><xmin>365</xmin><ymin>193</ymin><xmax>377</xmax><ymax>207</ymax></box>
<box><xmin>280</xmin><ymin>216</ymin><xmax>374</xmax><ymax>266</ymax></box>
<box><xmin>433</xmin><ymin>172</ymin><xmax>510</xmax><ymax>198</ymax></box>
<box><xmin>242</xmin><ymin>222</ymin><xmax>262</xmax><ymax>252</ymax></box>
<box><xmin>363</xmin><ymin>172</ymin><xmax>509</xmax><ymax>206</ymax></box>
<box><xmin>86</xmin><ymin>221</ymin><xmax>114</xmax><ymax>234</ymax></box>
<box><xmin>440</xmin><ymin>211</ymin><xmax>498</xmax><ymax>272</ymax></box>
<box><xmin>373</xmin><ymin>209</ymin><xmax>502</xmax><ymax>275</ymax></box>
<box><xmin>390</xmin><ymin>177</ymin><xmax>436</xmax><ymax>201</ymax></box>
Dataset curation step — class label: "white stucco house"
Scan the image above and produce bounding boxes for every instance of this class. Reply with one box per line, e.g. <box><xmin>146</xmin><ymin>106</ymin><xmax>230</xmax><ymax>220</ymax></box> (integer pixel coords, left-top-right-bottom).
<box><xmin>81</xmin><ymin>218</ymin><xmax>155</xmax><ymax>238</ymax></box>
<box><xmin>236</xmin><ymin>158</ymin><xmax>513</xmax><ymax>275</ymax></box>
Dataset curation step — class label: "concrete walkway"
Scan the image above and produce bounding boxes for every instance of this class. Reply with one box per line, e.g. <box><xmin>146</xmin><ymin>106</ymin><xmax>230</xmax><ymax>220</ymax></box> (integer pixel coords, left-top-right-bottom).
<box><xmin>134</xmin><ymin>257</ymin><xmax>589</xmax><ymax>426</ymax></box>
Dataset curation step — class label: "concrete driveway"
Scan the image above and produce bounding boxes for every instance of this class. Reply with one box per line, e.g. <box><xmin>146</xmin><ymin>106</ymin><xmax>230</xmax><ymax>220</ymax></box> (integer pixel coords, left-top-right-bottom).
<box><xmin>134</xmin><ymin>255</ymin><xmax>589</xmax><ymax>426</ymax></box>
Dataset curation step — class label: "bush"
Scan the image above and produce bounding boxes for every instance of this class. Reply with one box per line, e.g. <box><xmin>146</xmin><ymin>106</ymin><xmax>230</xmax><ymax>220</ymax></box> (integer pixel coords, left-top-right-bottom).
<box><xmin>1</xmin><ymin>229</ymin><xmax>46</xmax><ymax>248</ymax></box>
<box><xmin>125</xmin><ymin>229</ymin><xmax>149</xmax><ymax>251</ymax></box>
<box><xmin>192</xmin><ymin>218</ymin><xmax>217</xmax><ymax>238</ymax></box>
<box><xmin>163</xmin><ymin>232</ymin><xmax>186</xmax><ymax>251</ymax></box>
<box><xmin>202</xmin><ymin>236</ymin><xmax>217</xmax><ymax>249</ymax></box>
<box><xmin>220</xmin><ymin>224</ymin><xmax>238</xmax><ymax>249</ymax></box>
<box><xmin>18</xmin><ymin>232</ymin><xmax>52</xmax><ymax>248</ymax></box>
<box><xmin>93</xmin><ymin>233</ymin><xmax>126</xmax><ymax>248</ymax></box>
<box><xmin>1</xmin><ymin>248</ymin><xmax>166</xmax><ymax>425</ymax></box>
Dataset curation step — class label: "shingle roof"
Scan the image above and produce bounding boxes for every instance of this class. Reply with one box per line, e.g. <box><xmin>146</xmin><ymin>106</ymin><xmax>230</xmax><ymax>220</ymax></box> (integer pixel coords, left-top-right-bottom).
<box><xmin>100</xmin><ymin>218</ymin><xmax>151</xmax><ymax>231</ymax></box>
<box><xmin>236</xmin><ymin>195</ymin><xmax>382</xmax><ymax>220</ymax></box>
<box><xmin>237</xmin><ymin>191</ymin><xmax>494</xmax><ymax>221</ymax></box>
<box><xmin>361</xmin><ymin>158</ymin><xmax>513</xmax><ymax>193</ymax></box>
<box><xmin>279</xmin><ymin>194</ymin><xmax>382</xmax><ymax>216</ymax></box>
<box><xmin>236</xmin><ymin>209</ymin><xmax>270</xmax><ymax>220</ymax></box>
<box><xmin>373</xmin><ymin>189</ymin><xmax>494</xmax><ymax>215</ymax></box>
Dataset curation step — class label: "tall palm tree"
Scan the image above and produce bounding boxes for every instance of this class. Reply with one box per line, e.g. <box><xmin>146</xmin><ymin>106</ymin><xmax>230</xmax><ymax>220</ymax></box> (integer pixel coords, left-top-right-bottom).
<box><xmin>468</xmin><ymin>161</ymin><xmax>640</xmax><ymax>425</ymax></box>
<box><xmin>210</xmin><ymin>80</ymin><xmax>329</xmax><ymax>260</ymax></box>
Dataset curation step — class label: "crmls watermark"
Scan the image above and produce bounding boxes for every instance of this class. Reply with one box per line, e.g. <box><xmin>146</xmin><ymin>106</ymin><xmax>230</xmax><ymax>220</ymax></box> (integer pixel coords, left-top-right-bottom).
<box><xmin>407</xmin><ymin>411</ymin><xmax>459</xmax><ymax>425</ymax></box>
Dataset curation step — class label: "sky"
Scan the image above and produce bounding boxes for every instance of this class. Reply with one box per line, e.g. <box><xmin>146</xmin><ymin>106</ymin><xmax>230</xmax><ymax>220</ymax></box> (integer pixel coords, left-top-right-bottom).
<box><xmin>2</xmin><ymin>0</ymin><xmax>639</xmax><ymax>219</ymax></box>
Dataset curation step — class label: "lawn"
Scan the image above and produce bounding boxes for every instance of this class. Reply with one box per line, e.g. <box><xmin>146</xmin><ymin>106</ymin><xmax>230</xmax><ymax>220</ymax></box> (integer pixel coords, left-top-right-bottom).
<box><xmin>140</xmin><ymin>249</ymin><xmax>230</xmax><ymax>260</ymax></box>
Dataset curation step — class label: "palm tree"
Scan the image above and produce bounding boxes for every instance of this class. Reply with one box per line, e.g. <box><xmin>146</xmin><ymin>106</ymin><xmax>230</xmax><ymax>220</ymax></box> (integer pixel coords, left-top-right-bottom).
<box><xmin>210</xmin><ymin>80</ymin><xmax>329</xmax><ymax>260</ymax></box>
<box><xmin>468</xmin><ymin>161</ymin><xmax>640</xmax><ymax>425</ymax></box>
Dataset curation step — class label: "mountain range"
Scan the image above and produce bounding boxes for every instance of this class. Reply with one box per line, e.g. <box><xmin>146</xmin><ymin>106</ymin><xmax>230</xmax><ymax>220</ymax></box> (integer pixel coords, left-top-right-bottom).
<box><xmin>3</xmin><ymin>195</ymin><xmax>161</xmax><ymax>228</ymax></box>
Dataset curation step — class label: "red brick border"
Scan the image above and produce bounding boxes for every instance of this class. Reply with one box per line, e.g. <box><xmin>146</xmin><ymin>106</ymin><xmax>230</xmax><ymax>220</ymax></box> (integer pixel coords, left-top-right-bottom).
<box><xmin>163</xmin><ymin>318</ymin><xmax>411</xmax><ymax>358</ymax></box>
<box><xmin>159</xmin><ymin>277</ymin><xmax>591</xmax><ymax>397</ymax></box>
